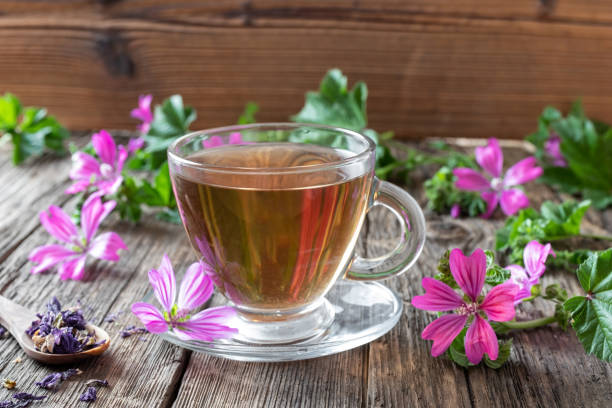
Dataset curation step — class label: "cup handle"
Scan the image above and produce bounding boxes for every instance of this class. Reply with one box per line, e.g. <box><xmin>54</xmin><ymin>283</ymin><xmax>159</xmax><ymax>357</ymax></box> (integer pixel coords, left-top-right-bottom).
<box><xmin>346</xmin><ymin>178</ymin><xmax>426</xmax><ymax>281</ymax></box>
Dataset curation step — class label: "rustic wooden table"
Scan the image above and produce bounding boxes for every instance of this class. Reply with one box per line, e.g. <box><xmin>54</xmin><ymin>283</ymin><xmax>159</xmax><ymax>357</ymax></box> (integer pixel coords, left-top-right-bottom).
<box><xmin>0</xmin><ymin>136</ymin><xmax>610</xmax><ymax>407</ymax></box>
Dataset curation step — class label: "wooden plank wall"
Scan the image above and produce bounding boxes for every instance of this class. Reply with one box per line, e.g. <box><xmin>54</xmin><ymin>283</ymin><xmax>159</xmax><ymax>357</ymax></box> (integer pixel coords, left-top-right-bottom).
<box><xmin>1</xmin><ymin>0</ymin><xmax>612</xmax><ymax>139</ymax></box>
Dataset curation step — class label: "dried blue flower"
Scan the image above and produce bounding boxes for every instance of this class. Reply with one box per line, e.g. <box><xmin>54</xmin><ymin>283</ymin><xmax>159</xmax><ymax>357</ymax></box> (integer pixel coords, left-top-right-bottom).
<box><xmin>103</xmin><ymin>311</ymin><xmax>123</xmax><ymax>323</ymax></box>
<box><xmin>119</xmin><ymin>325</ymin><xmax>147</xmax><ymax>338</ymax></box>
<box><xmin>25</xmin><ymin>297</ymin><xmax>99</xmax><ymax>354</ymax></box>
<box><xmin>0</xmin><ymin>325</ymin><xmax>7</xmax><ymax>338</ymax></box>
<box><xmin>79</xmin><ymin>387</ymin><xmax>97</xmax><ymax>402</ymax></box>
<box><xmin>35</xmin><ymin>368</ymin><xmax>81</xmax><ymax>390</ymax></box>
<box><xmin>85</xmin><ymin>379</ymin><xmax>109</xmax><ymax>387</ymax></box>
<box><xmin>35</xmin><ymin>373</ymin><xmax>62</xmax><ymax>390</ymax></box>
<box><xmin>12</xmin><ymin>393</ymin><xmax>46</xmax><ymax>401</ymax></box>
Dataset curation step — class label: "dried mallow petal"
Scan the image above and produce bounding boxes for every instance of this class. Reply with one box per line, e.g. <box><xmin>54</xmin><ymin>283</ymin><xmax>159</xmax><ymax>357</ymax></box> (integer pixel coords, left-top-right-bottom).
<box><xmin>0</xmin><ymin>326</ymin><xmax>7</xmax><ymax>338</ymax></box>
<box><xmin>12</xmin><ymin>393</ymin><xmax>46</xmax><ymax>401</ymax></box>
<box><xmin>119</xmin><ymin>325</ymin><xmax>147</xmax><ymax>338</ymax></box>
<box><xmin>25</xmin><ymin>297</ymin><xmax>99</xmax><ymax>354</ymax></box>
<box><xmin>36</xmin><ymin>368</ymin><xmax>82</xmax><ymax>390</ymax></box>
<box><xmin>2</xmin><ymin>379</ymin><xmax>16</xmax><ymax>389</ymax></box>
<box><xmin>85</xmin><ymin>379</ymin><xmax>109</xmax><ymax>387</ymax></box>
<box><xmin>79</xmin><ymin>387</ymin><xmax>97</xmax><ymax>402</ymax></box>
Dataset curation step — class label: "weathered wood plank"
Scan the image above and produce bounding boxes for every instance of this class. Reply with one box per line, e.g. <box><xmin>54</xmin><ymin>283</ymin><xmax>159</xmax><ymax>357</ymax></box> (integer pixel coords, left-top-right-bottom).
<box><xmin>0</xmin><ymin>141</ymin><xmax>199</xmax><ymax>407</ymax></box>
<box><xmin>3</xmin><ymin>1</ymin><xmax>612</xmax><ymax>25</ymax></box>
<box><xmin>2</xmin><ymin>10</ymin><xmax>612</xmax><ymax>140</ymax></box>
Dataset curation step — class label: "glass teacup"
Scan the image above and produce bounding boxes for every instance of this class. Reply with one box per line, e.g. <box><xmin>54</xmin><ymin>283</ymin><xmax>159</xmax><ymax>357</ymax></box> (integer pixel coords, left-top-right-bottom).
<box><xmin>168</xmin><ymin>123</ymin><xmax>425</xmax><ymax>344</ymax></box>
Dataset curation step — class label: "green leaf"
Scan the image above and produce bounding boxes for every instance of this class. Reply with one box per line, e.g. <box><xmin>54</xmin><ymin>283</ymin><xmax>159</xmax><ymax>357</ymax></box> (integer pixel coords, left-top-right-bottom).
<box><xmin>154</xmin><ymin>162</ymin><xmax>173</xmax><ymax>206</ymax></box>
<box><xmin>483</xmin><ymin>338</ymin><xmax>513</xmax><ymax>369</ymax></box>
<box><xmin>0</xmin><ymin>93</ymin><xmax>21</xmax><ymax>129</ymax></box>
<box><xmin>291</xmin><ymin>69</ymin><xmax>367</xmax><ymax>131</ymax></box>
<box><xmin>0</xmin><ymin>94</ymin><xmax>69</xmax><ymax>165</ymax></box>
<box><xmin>145</xmin><ymin>94</ymin><xmax>196</xmax><ymax>169</ymax></box>
<box><xmin>527</xmin><ymin>101</ymin><xmax>612</xmax><ymax>209</ymax></box>
<box><xmin>237</xmin><ymin>102</ymin><xmax>259</xmax><ymax>125</ymax></box>
<box><xmin>564</xmin><ymin>249</ymin><xmax>612</xmax><ymax>362</ymax></box>
<box><xmin>495</xmin><ymin>200</ymin><xmax>592</xmax><ymax>264</ymax></box>
<box><xmin>424</xmin><ymin>165</ymin><xmax>486</xmax><ymax>217</ymax></box>
<box><xmin>446</xmin><ymin>328</ymin><xmax>472</xmax><ymax>367</ymax></box>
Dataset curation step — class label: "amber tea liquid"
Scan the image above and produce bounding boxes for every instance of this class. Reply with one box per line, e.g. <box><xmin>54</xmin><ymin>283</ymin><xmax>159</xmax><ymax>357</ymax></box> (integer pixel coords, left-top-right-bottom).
<box><xmin>171</xmin><ymin>143</ymin><xmax>372</xmax><ymax>312</ymax></box>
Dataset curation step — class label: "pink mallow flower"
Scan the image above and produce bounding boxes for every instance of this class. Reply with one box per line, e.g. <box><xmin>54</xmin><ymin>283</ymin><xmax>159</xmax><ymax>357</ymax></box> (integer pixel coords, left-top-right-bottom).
<box><xmin>131</xmin><ymin>255</ymin><xmax>238</xmax><ymax>342</ymax></box>
<box><xmin>412</xmin><ymin>248</ymin><xmax>518</xmax><ymax>364</ymax></box>
<box><xmin>505</xmin><ymin>240</ymin><xmax>555</xmax><ymax>304</ymax></box>
<box><xmin>544</xmin><ymin>133</ymin><xmax>567</xmax><ymax>167</ymax></box>
<box><xmin>66</xmin><ymin>130</ymin><xmax>127</xmax><ymax>197</ymax></box>
<box><xmin>203</xmin><ymin>132</ymin><xmax>248</xmax><ymax>148</ymax></box>
<box><xmin>453</xmin><ymin>138</ymin><xmax>542</xmax><ymax>218</ymax></box>
<box><xmin>29</xmin><ymin>196</ymin><xmax>127</xmax><ymax>281</ymax></box>
<box><xmin>131</xmin><ymin>94</ymin><xmax>153</xmax><ymax>134</ymax></box>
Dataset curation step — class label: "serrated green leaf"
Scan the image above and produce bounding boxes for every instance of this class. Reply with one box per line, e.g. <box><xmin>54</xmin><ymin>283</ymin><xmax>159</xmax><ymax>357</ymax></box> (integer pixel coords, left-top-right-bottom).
<box><xmin>564</xmin><ymin>249</ymin><xmax>612</xmax><ymax>362</ymax></box>
<box><xmin>446</xmin><ymin>328</ymin><xmax>472</xmax><ymax>367</ymax></box>
<box><xmin>154</xmin><ymin>162</ymin><xmax>173</xmax><ymax>206</ymax></box>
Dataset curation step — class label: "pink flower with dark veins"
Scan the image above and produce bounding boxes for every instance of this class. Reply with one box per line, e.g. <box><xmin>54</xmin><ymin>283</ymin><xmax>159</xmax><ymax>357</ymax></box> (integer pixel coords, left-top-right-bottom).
<box><xmin>130</xmin><ymin>94</ymin><xmax>153</xmax><ymax>135</ymax></box>
<box><xmin>453</xmin><ymin>138</ymin><xmax>542</xmax><ymax>218</ymax></box>
<box><xmin>505</xmin><ymin>240</ymin><xmax>555</xmax><ymax>304</ymax></box>
<box><xmin>411</xmin><ymin>248</ymin><xmax>518</xmax><ymax>364</ymax></box>
<box><xmin>29</xmin><ymin>196</ymin><xmax>127</xmax><ymax>281</ymax></box>
<box><xmin>544</xmin><ymin>133</ymin><xmax>567</xmax><ymax>167</ymax></box>
<box><xmin>65</xmin><ymin>130</ymin><xmax>127</xmax><ymax>197</ymax></box>
<box><xmin>131</xmin><ymin>254</ymin><xmax>238</xmax><ymax>342</ymax></box>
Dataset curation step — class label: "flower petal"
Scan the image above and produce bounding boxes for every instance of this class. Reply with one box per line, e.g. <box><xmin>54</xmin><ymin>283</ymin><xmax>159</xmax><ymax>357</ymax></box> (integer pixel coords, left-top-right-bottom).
<box><xmin>544</xmin><ymin>135</ymin><xmax>567</xmax><ymax>167</ymax></box>
<box><xmin>40</xmin><ymin>206</ymin><xmax>78</xmax><ymax>244</ymax></box>
<box><xmin>89</xmin><ymin>232</ymin><xmax>127</xmax><ymax>261</ymax></box>
<box><xmin>480</xmin><ymin>191</ymin><xmax>499</xmax><ymax>219</ymax></box>
<box><xmin>479</xmin><ymin>282</ymin><xmax>519</xmax><ymax>322</ymax></box>
<box><xmin>503</xmin><ymin>157</ymin><xmax>543</xmax><ymax>187</ymax></box>
<box><xmin>453</xmin><ymin>168</ymin><xmax>491</xmax><ymax>192</ymax></box>
<box><xmin>116</xmin><ymin>145</ymin><xmax>128</xmax><ymax>173</ymax></box>
<box><xmin>81</xmin><ymin>196</ymin><xmax>116</xmax><ymax>243</ymax></box>
<box><xmin>29</xmin><ymin>245</ymin><xmax>77</xmax><ymax>275</ymax></box>
<box><xmin>174</xmin><ymin>306</ymin><xmax>238</xmax><ymax>342</ymax></box>
<box><xmin>131</xmin><ymin>95</ymin><xmax>153</xmax><ymax>123</ymax></box>
<box><xmin>450</xmin><ymin>204</ymin><xmax>460</xmax><ymax>218</ymax></box>
<box><xmin>228</xmin><ymin>132</ymin><xmax>244</xmax><ymax>144</ymax></box>
<box><xmin>177</xmin><ymin>262</ymin><xmax>214</xmax><ymax>311</ymax></box>
<box><xmin>149</xmin><ymin>254</ymin><xmax>176</xmax><ymax>312</ymax></box>
<box><xmin>465</xmin><ymin>315</ymin><xmax>499</xmax><ymax>364</ymax></box>
<box><xmin>131</xmin><ymin>302</ymin><xmax>168</xmax><ymax>333</ymax></box>
<box><xmin>411</xmin><ymin>277</ymin><xmax>465</xmax><ymax>312</ymax></box>
<box><xmin>65</xmin><ymin>180</ymin><xmax>91</xmax><ymax>195</ymax></box>
<box><xmin>57</xmin><ymin>255</ymin><xmax>87</xmax><ymax>281</ymax></box>
<box><xmin>450</xmin><ymin>248</ymin><xmax>486</xmax><ymax>301</ymax></box>
<box><xmin>475</xmin><ymin>138</ymin><xmax>503</xmax><ymax>178</ymax></box>
<box><xmin>69</xmin><ymin>152</ymin><xmax>101</xmax><ymax>181</ymax></box>
<box><xmin>523</xmin><ymin>240</ymin><xmax>555</xmax><ymax>280</ymax></box>
<box><xmin>203</xmin><ymin>136</ymin><xmax>224</xmax><ymax>149</ymax></box>
<box><xmin>92</xmin><ymin>130</ymin><xmax>117</xmax><ymax>166</ymax></box>
<box><xmin>127</xmin><ymin>137</ymin><xmax>145</xmax><ymax>154</ymax></box>
<box><xmin>499</xmin><ymin>189</ymin><xmax>529</xmax><ymax>216</ymax></box>
<box><xmin>95</xmin><ymin>176</ymin><xmax>123</xmax><ymax>197</ymax></box>
<box><xmin>421</xmin><ymin>314</ymin><xmax>468</xmax><ymax>357</ymax></box>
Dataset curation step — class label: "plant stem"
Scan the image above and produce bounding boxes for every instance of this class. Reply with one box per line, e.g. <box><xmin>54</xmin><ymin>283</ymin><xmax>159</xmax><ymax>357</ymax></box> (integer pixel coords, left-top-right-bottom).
<box><xmin>579</xmin><ymin>233</ymin><xmax>612</xmax><ymax>242</ymax></box>
<box><xmin>499</xmin><ymin>315</ymin><xmax>556</xmax><ymax>331</ymax></box>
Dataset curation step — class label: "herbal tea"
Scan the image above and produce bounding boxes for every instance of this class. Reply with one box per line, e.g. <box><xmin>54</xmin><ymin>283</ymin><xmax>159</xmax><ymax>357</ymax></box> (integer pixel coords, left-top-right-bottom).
<box><xmin>171</xmin><ymin>143</ymin><xmax>372</xmax><ymax>311</ymax></box>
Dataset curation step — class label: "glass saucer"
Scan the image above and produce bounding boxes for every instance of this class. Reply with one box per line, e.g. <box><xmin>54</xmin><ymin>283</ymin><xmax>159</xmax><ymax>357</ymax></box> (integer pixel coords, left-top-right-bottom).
<box><xmin>158</xmin><ymin>279</ymin><xmax>403</xmax><ymax>362</ymax></box>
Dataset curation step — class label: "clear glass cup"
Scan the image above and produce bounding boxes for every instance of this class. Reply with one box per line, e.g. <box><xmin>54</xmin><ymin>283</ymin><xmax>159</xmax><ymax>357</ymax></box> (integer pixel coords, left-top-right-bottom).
<box><xmin>167</xmin><ymin>123</ymin><xmax>425</xmax><ymax>344</ymax></box>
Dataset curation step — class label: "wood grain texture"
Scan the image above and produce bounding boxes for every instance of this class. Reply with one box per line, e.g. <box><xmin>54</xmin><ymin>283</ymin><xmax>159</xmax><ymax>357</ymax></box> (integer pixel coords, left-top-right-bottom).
<box><xmin>0</xmin><ymin>135</ymin><xmax>610</xmax><ymax>407</ymax></box>
<box><xmin>2</xmin><ymin>1</ymin><xmax>612</xmax><ymax>139</ymax></box>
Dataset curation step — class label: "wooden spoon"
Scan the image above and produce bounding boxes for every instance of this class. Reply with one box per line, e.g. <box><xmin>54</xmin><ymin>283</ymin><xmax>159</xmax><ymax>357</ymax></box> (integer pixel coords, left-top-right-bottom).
<box><xmin>0</xmin><ymin>295</ymin><xmax>110</xmax><ymax>365</ymax></box>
